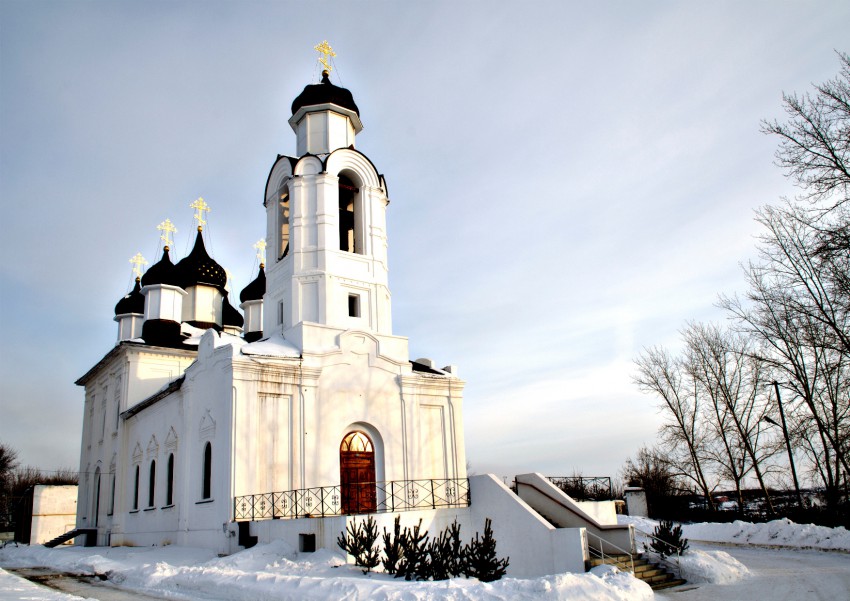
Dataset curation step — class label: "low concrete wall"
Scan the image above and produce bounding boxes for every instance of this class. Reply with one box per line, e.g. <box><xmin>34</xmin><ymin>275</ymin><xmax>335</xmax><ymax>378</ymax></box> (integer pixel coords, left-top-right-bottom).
<box><xmin>245</xmin><ymin>474</ymin><xmax>587</xmax><ymax>578</ymax></box>
<box><xmin>30</xmin><ymin>485</ymin><xmax>77</xmax><ymax>545</ymax></box>
<box><xmin>574</xmin><ymin>500</ymin><xmax>618</xmax><ymax>525</ymax></box>
<box><xmin>515</xmin><ymin>473</ymin><xmax>634</xmax><ymax>555</ymax></box>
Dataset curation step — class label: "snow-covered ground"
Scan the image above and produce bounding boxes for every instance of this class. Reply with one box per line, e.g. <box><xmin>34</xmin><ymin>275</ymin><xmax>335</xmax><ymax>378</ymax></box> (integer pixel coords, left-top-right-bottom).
<box><xmin>1</xmin><ymin>518</ymin><xmax>847</xmax><ymax>601</ymax></box>
<box><xmin>0</xmin><ymin>540</ymin><xmax>651</xmax><ymax>601</ymax></box>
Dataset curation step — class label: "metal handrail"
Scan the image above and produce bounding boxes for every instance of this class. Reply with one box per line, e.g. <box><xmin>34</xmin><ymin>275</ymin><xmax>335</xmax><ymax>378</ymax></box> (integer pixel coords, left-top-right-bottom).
<box><xmin>585</xmin><ymin>530</ymin><xmax>635</xmax><ymax>574</ymax></box>
<box><xmin>233</xmin><ymin>477</ymin><xmax>469</xmax><ymax>521</ymax></box>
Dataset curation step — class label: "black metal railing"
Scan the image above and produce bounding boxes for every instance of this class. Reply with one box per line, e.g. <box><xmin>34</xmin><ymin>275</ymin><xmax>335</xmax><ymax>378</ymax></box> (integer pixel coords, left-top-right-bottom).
<box><xmin>233</xmin><ymin>478</ymin><xmax>470</xmax><ymax>521</ymax></box>
<box><xmin>547</xmin><ymin>476</ymin><xmax>613</xmax><ymax>501</ymax></box>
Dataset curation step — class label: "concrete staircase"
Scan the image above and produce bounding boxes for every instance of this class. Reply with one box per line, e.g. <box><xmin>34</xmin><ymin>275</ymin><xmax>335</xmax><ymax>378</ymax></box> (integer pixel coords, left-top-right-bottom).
<box><xmin>589</xmin><ymin>552</ymin><xmax>686</xmax><ymax>590</ymax></box>
<box><xmin>43</xmin><ymin>528</ymin><xmax>97</xmax><ymax>548</ymax></box>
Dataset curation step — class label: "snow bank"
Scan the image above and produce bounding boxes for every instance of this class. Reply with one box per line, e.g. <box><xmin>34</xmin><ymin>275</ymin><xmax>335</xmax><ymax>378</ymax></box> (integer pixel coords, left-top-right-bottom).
<box><xmin>676</xmin><ymin>549</ymin><xmax>750</xmax><ymax>584</ymax></box>
<box><xmin>684</xmin><ymin>518</ymin><xmax>850</xmax><ymax>551</ymax></box>
<box><xmin>0</xmin><ymin>543</ymin><xmax>653</xmax><ymax>601</ymax></box>
<box><xmin>620</xmin><ymin>516</ymin><xmax>850</xmax><ymax>552</ymax></box>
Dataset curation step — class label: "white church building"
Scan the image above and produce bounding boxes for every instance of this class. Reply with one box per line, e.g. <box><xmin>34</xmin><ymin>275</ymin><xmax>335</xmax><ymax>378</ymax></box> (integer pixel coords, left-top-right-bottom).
<box><xmin>74</xmin><ymin>60</ymin><xmax>633</xmax><ymax>578</ymax></box>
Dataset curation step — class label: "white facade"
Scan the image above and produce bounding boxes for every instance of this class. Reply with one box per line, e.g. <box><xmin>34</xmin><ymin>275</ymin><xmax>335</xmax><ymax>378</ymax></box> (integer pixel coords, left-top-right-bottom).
<box><xmin>75</xmin><ymin>74</ymin><xmax>466</xmax><ymax>553</ymax></box>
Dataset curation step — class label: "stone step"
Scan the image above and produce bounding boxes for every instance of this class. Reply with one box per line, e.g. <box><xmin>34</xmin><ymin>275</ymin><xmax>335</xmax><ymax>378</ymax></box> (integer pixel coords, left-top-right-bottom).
<box><xmin>652</xmin><ymin>578</ymin><xmax>688</xmax><ymax>590</ymax></box>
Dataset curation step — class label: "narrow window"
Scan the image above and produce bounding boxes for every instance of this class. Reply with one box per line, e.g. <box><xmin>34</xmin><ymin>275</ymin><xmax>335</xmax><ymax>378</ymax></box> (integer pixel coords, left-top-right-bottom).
<box><xmin>202</xmin><ymin>442</ymin><xmax>212</xmax><ymax>500</ymax></box>
<box><xmin>279</xmin><ymin>193</ymin><xmax>290</xmax><ymax>260</ymax></box>
<box><xmin>133</xmin><ymin>465</ymin><xmax>140</xmax><ymax>510</ymax></box>
<box><xmin>108</xmin><ymin>474</ymin><xmax>115</xmax><ymax>516</ymax></box>
<box><xmin>166</xmin><ymin>453</ymin><xmax>174</xmax><ymax>505</ymax></box>
<box><xmin>148</xmin><ymin>460</ymin><xmax>156</xmax><ymax>508</ymax></box>
<box><xmin>277</xmin><ymin>301</ymin><xmax>284</xmax><ymax>326</ymax></box>
<box><xmin>348</xmin><ymin>294</ymin><xmax>360</xmax><ymax>318</ymax></box>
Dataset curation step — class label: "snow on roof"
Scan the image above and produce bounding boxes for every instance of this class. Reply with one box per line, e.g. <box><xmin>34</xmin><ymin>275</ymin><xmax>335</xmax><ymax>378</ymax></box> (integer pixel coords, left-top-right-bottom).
<box><xmin>241</xmin><ymin>332</ymin><xmax>300</xmax><ymax>358</ymax></box>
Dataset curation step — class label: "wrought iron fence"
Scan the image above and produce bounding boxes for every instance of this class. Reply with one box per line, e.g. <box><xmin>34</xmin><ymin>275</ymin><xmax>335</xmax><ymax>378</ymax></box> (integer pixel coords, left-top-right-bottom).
<box><xmin>233</xmin><ymin>478</ymin><xmax>470</xmax><ymax>521</ymax></box>
<box><xmin>547</xmin><ymin>476</ymin><xmax>613</xmax><ymax>501</ymax></box>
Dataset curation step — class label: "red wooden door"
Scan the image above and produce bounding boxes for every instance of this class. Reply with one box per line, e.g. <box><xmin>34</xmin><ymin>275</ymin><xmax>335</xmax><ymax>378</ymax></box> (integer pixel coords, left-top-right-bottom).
<box><xmin>340</xmin><ymin>432</ymin><xmax>376</xmax><ymax>514</ymax></box>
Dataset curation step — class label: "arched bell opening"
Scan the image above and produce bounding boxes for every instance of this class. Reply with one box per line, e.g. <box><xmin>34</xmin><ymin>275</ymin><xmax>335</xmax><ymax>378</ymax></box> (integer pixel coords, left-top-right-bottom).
<box><xmin>339</xmin><ymin>430</ymin><xmax>376</xmax><ymax>514</ymax></box>
<box><xmin>337</xmin><ymin>172</ymin><xmax>363</xmax><ymax>254</ymax></box>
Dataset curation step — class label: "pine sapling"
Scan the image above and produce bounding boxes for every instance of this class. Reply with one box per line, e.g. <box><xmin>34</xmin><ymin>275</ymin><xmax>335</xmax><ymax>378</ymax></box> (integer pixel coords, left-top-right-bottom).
<box><xmin>463</xmin><ymin>518</ymin><xmax>509</xmax><ymax>582</ymax></box>
<box><xmin>381</xmin><ymin>515</ymin><xmax>405</xmax><ymax>575</ymax></box>
<box><xmin>337</xmin><ymin>516</ymin><xmax>381</xmax><ymax>573</ymax></box>
<box><xmin>397</xmin><ymin>519</ymin><xmax>429</xmax><ymax>581</ymax></box>
<box><xmin>650</xmin><ymin>520</ymin><xmax>689</xmax><ymax>559</ymax></box>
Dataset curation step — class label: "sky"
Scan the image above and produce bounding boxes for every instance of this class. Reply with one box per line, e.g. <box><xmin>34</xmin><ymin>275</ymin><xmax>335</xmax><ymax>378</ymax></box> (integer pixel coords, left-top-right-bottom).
<box><xmin>1</xmin><ymin>1</ymin><xmax>848</xmax><ymax>483</ymax></box>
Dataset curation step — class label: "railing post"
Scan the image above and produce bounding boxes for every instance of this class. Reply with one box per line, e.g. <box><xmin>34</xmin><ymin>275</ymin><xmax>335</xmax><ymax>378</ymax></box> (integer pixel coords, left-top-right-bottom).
<box><xmin>251</xmin><ymin>495</ymin><xmax>255</xmax><ymax>521</ymax></box>
<box><xmin>320</xmin><ymin>486</ymin><xmax>326</xmax><ymax>518</ymax></box>
<box><xmin>390</xmin><ymin>481</ymin><xmax>394</xmax><ymax>512</ymax></box>
<box><xmin>430</xmin><ymin>479</ymin><xmax>436</xmax><ymax>509</ymax></box>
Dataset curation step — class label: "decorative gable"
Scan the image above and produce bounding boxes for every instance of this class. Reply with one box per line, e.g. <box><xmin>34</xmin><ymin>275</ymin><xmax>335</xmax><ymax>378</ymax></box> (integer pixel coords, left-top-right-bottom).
<box><xmin>165</xmin><ymin>426</ymin><xmax>179</xmax><ymax>450</ymax></box>
<box><xmin>199</xmin><ymin>409</ymin><xmax>216</xmax><ymax>438</ymax></box>
<box><xmin>132</xmin><ymin>442</ymin><xmax>143</xmax><ymax>463</ymax></box>
<box><xmin>146</xmin><ymin>435</ymin><xmax>159</xmax><ymax>458</ymax></box>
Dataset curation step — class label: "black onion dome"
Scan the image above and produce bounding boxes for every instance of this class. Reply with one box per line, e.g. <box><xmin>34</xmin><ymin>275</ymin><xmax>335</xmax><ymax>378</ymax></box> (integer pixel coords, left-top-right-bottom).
<box><xmin>115</xmin><ymin>278</ymin><xmax>145</xmax><ymax>315</ymax></box>
<box><xmin>141</xmin><ymin>247</ymin><xmax>181</xmax><ymax>288</ymax></box>
<box><xmin>177</xmin><ymin>229</ymin><xmax>227</xmax><ymax>291</ymax></box>
<box><xmin>291</xmin><ymin>71</ymin><xmax>359</xmax><ymax>117</ymax></box>
<box><xmin>239</xmin><ymin>265</ymin><xmax>266</xmax><ymax>303</ymax></box>
<box><xmin>222</xmin><ymin>294</ymin><xmax>244</xmax><ymax>329</ymax></box>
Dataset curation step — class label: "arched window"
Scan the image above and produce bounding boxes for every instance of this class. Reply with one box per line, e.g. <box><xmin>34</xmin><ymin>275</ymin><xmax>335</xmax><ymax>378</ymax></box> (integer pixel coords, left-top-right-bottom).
<box><xmin>338</xmin><ymin>175</ymin><xmax>359</xmax><ymax>253</ymax></box>
<box><xmin>92</xmin><ymin>467</ymin><xmax>101</xmax><ymax>527</ymax></box>
<box><xmin>202</xmin><ymin>442</ymin><xmax>212</xmax><ymax>500</ymax></box>
<box><xmin>132</xmin><ymin>465</ymin><xmax>140</xmax><ymax>510</ymax></box>
<box><xmin>166</xmin><ymin>453</ymin><xmax>174</xmax><ymax>506</ymax></box>
<box><xmin>148</xmin><ymin>460</ymin><xmax>156</xmax><ymax>508</ymax></box>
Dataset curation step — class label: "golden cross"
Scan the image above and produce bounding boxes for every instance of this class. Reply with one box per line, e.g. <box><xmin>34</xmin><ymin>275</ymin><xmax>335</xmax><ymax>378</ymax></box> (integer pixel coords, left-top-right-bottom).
<box><xmin>156</xmin><ymin>219</ymin><xmax>177</xmax><ymax>248</ymax></box>
<box><xmin>129</xmin><ymin>252</ymin><xmax>148</xmax><ymax>278</ymax></box>
<box><xmin>190</xmin><ymin>197</ymin><xmax>211</xmax><ymax>229</ymax></box>
<box><xmin>314</xmin><ymin>40</ymin><xmax>336</xmax><ymax>73</ymax></box>
<box><xmin>253</xmin><ymin>238</ymin><xmax>267</xmax><ymax>265</ymax></box>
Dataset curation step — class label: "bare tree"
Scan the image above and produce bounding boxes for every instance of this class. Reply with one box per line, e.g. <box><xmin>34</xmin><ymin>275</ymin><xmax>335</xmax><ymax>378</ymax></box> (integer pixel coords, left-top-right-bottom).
<box><xmin>634</xmin><ymin>347</ymin><xmax>716</xmax><ymax>508</ymax></box>
<box><xmin>684</xmin><ymin>323</ymin><xmax>777</xmax><ymax>514</ymax></box>
<box><xmin>761</xmin><ymin>51</ymin><xmax>850</xmax><ymax>212</ymax></box>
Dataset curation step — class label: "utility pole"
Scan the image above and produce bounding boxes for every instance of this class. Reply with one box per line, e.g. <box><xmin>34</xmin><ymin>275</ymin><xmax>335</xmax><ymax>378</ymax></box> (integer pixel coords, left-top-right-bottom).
<box><xmin>772</xmin><ymin>381</ymin><xmax>804</xmax><ymax>508</ymax></box>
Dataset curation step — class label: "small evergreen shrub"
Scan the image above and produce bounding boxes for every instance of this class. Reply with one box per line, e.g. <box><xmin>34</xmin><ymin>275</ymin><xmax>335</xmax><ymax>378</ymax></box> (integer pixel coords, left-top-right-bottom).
<box><xmin>336</xmin><ymin>516</ymin><xmax>381</xmax><ymax>573</ymax></box>
<box><xmin>425</xmin><ymin>520</ymin><xmax>465</xmax><ymax>580</ymax></box>
<box><xmin>397</xmin><ymin>519</ymin><xmax>429</xmax><ymax>580</ymax></box>
<box><xmin>381</xmin><ymin>515</ymin><xmax>405</xmax><ymax>575</ymax></box>
<box><xmin>650</xmin><ymin>519</ymin><xmax>689</xmax><ymax>558</ymax></box>
<box><xmin>337</xmin><ymin>516</ymin><xmax>509</xmax><ymax>582</ymax></box>
<box><xmin>462</xmin><ymin>518</ymin><xmax>509</xmax><ymax>582</ymax></box>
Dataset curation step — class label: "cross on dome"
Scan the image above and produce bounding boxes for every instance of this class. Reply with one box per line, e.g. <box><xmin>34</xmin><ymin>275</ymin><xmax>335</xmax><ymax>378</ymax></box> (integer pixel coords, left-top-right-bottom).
<box><xmin>190</xmin><ymin>197</ymin><xmax>211</xmax><ymax>230</ymax></box>
<box><xmin>157</xmin><ymin>219</ymin><xmax>177</xmax><ymax>248</ymax></box>
<box><xmin>314</xmin><ymin>40</ymin><xmax>336</xmax><ymax>73</ymax></box>
<box><xmin>129</xmin><ymin>252</ymin><xmax>148</xmax><ymax>279</ymax></box>
<box><xmin>253</xmin><ymin>238</ymin><xmax>267</xmax><ymax>266</ymax></box>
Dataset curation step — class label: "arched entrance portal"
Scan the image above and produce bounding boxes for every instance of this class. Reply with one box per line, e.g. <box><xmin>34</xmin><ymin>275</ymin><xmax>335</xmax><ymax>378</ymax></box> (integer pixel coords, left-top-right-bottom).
<box><xmin>339</xmin><ymin>431</ymin><xmax>376</xmax><ymax>514</ymax></box>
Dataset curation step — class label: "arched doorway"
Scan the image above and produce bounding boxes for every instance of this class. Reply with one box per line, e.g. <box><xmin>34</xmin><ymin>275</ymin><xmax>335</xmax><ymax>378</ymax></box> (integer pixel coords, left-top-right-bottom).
<box><xmin>339</xmin><ymin>431</ymin><xmax>376</xmax><ymax>514</ymax></box>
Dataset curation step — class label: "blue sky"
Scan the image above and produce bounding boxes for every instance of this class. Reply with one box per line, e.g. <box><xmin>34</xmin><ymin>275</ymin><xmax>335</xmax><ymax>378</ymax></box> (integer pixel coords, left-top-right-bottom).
<box><xmin>1</xmin><ymin>1</ymin><xmax>848</xmax><ymax>481</ymax></box>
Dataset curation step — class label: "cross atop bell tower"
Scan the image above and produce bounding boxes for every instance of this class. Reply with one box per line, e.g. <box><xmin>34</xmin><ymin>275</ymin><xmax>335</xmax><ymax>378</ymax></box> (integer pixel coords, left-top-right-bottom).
<box><xmin>289</xmin><ymin>41</ymin><xmax>362</xmax><ymax>156</ymax></box>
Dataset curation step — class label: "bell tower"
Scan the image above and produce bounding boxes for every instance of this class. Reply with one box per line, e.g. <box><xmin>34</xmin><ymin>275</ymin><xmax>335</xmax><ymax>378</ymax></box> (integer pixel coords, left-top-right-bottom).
<box><xmin>262</xmin><ymin>59</ymin><xmax>394</xmax><ymax>352</ymax></box>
